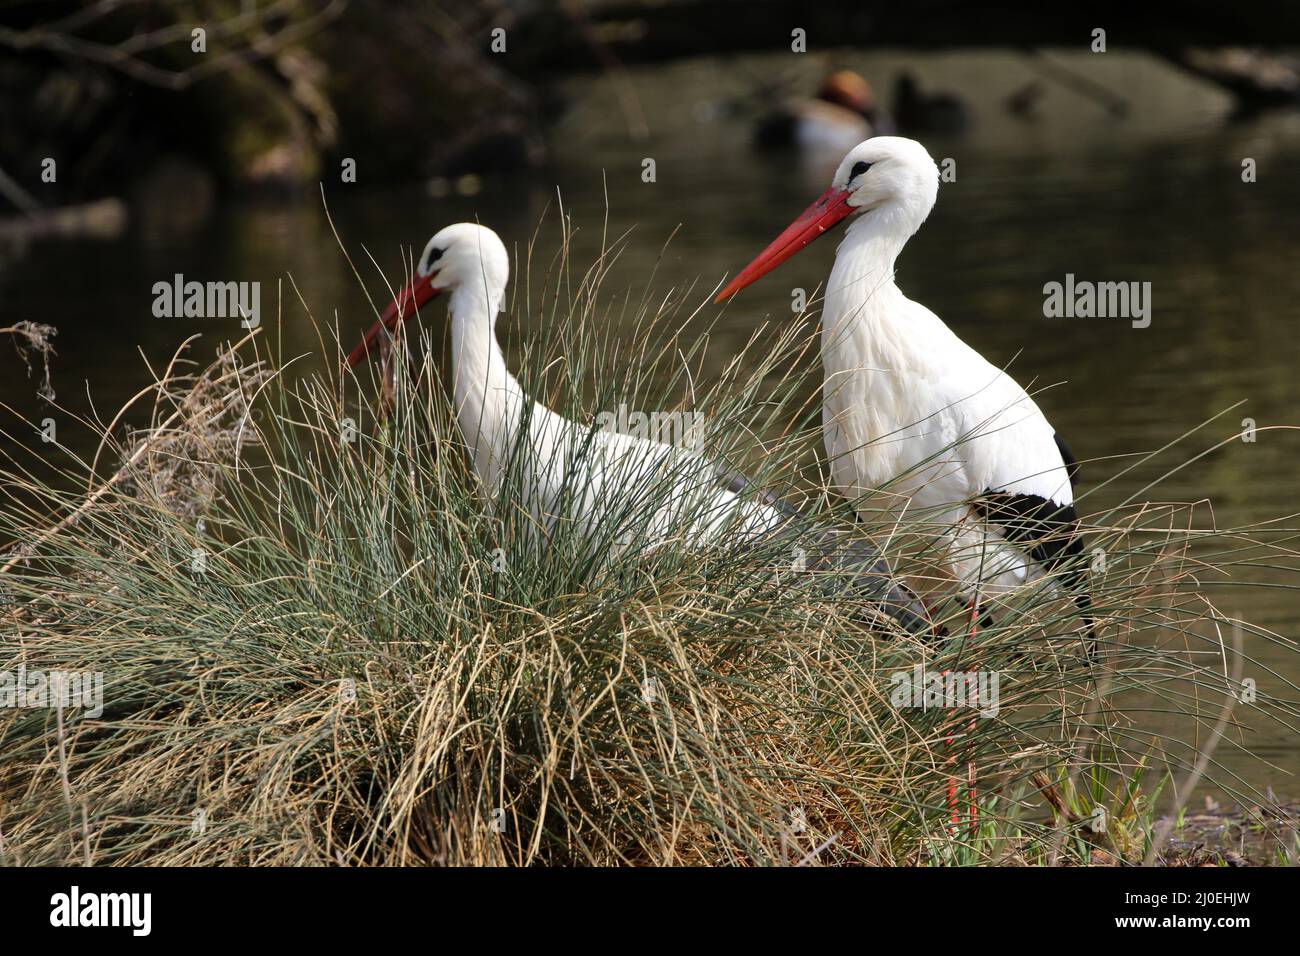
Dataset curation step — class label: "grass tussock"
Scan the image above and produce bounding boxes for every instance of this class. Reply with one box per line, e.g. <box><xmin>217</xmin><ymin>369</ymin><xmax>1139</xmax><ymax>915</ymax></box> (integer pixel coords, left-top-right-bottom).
<box><xmin>1</xmin><ymin>218</ymin><xmax>1298</xmax><ymax>865</ymax></box>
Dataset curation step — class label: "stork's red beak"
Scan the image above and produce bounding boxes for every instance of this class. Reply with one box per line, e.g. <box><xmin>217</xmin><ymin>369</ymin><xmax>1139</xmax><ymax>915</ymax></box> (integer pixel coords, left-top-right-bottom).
<box><xmin>345</xmin><ymin>271</ymin><xmax>442</xmax><ymax>368</ymax></box>
<box><xmin>715</xmin><ymin>185</ymin><xmax>857</xmax><ymax>302</ymax></box>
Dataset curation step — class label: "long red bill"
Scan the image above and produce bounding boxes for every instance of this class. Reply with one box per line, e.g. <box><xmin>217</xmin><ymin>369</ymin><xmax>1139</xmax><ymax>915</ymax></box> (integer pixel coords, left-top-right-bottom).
<box><xmin>345</xmin><ymin>271</ymin><xmax>442</xmax><ymax>369</ymax></box>
<box><xmin>714</xmin><ymin>185</ymin><xmax>856</xmax><ymax>303</ymax></box>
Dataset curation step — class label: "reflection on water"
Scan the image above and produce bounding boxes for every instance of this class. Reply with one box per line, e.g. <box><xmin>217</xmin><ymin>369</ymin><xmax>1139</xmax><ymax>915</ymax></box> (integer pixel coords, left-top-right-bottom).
<box><xmin>2</xmin><ymin>52</ymin><xmax>1297</xmax><ymax>796</ymax></box>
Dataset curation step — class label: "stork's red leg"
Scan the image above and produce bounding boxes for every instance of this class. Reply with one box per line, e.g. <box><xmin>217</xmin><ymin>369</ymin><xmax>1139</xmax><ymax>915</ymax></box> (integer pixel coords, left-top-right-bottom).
<box><xmin>967</xmin><ymin>743</ymin><xmax>979</xmax><ymax>834</ymax></box>
<box><xmin>944</xmin><ymin>706</ymin><xmax>962</xmax><ymax>833</ymax></box>
<box><xmin>965</xmin><ymin>595</ymin><xmax>980</xmax><ymax>838</ymax></box>
<box><xmin>943</xmin><ymin>596</ymin><xmax>982</xmax><ymax>840</ymax></box>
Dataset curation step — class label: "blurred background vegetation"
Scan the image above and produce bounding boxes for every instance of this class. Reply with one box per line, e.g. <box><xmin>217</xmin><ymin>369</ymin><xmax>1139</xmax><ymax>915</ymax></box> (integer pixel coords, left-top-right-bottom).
<box><xmin>3</xmin><ymin>1</ymin><xmax>1300</xmax><ymax>199</ymax></box>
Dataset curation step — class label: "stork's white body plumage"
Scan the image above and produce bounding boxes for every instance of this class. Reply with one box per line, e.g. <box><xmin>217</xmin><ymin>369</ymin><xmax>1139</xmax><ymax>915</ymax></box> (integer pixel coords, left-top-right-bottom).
<box><xmin>357</xmin><ymin>224</ymin><xmax>784</xmax><ymax>554</ymax></box>
<box><xmin>821</xmin><ymin>213</ymin><xmax>1073</xmax><ymax>592</ymax></box>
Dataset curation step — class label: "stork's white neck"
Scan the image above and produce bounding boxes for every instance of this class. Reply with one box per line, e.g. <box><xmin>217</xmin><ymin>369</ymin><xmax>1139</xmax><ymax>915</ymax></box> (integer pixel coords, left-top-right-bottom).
<box><xmin>448</xmin><ymin>281</ymin><xmax>526</xmax><ymax>477</ymax></box>
<box><xmin>822</xmin><ymin>209</ymin><xmax>915</xmax><ymax>359</ymax></box>
<box><xmin>817</xmin><ymin>204</ymin><xmax>944</xmax><ymax>502</ymax></box>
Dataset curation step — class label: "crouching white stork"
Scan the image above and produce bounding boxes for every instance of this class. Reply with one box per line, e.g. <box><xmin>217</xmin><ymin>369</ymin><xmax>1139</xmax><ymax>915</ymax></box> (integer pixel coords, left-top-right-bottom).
<box><xmin>344</xmin><ymin>222</ymin><xmax>934</xmax><ymax>632</ymax></box>
<box><xmin>716</xmin><ymin>137</ymin><xmax>1094</xmax><ymax>647</ymax></box>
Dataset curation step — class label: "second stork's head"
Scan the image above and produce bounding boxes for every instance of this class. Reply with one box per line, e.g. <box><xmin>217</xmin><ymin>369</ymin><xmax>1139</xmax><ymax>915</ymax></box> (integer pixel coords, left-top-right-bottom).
<box><xmin>715</xmin><ymin>136</ymin><xmax>939</xmax><ymax>302</ymax></box>
<box><xmin>346</xmin><ymin>222</ymin><xmax>508</xmax><ymax>368</ymax></box>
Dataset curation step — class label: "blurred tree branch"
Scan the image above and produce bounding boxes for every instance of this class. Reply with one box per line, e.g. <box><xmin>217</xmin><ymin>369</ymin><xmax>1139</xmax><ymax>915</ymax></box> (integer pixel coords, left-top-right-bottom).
<box><xmin>0</xmin><ymin>0</ymin><xmax>347</xmax><ymax>90</ymax></box>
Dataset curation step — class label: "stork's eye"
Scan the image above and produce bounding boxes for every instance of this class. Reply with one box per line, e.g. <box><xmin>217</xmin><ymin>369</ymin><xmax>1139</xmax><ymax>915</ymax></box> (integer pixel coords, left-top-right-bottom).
<box><xmin>426</xmin><ymin>248</ymin><xmax>444</xmax><ymax>266</ymax></box>
<box><xmin>849</xmin><ymin>161</ymin><xmax>873</xmax><ymax>180</ymax></box>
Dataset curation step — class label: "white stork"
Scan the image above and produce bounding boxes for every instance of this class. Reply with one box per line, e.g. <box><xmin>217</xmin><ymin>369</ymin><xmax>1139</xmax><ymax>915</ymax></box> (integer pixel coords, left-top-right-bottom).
<box><xmin>716</xmin><ymin>137</ymin><xmax>1094</xmax><ymax>647</ymax></box>
<box><xmin>345</xmin><ymin>223</ymin><xmax>790</xmax><ymax>556</ymax></box>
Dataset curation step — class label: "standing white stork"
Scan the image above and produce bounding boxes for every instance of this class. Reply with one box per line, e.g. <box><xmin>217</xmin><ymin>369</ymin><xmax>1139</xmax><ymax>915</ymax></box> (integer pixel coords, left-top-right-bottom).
<box><xmin>342</xmin><ymin>222</ymin><xmax>933</xmax><ymax>633</ymax></box>
<box><xmin>715</xmin><ymin>137</ymin><xmax>1094</xmax><ymax>647</ymax></box>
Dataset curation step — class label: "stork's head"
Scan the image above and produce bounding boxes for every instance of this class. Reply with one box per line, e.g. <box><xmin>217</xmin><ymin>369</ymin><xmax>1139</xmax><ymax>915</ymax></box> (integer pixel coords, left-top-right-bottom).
<box><xmin>346</xmin><ymin>222</ymin><xmax>508</xmax><ymax>368</ymax></box>
<box><xmin>715</xmin><ymin>137</ymin><xmax>939</xmax><ymax>302</ymax></box>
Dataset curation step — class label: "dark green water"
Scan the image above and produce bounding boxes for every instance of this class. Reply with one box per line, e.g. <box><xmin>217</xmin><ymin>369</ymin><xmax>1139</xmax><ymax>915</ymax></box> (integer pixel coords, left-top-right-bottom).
<box><xmin>2</xmin><ymin>51</ymin><xmax>1297</xmax><ymax>798</ymax></box>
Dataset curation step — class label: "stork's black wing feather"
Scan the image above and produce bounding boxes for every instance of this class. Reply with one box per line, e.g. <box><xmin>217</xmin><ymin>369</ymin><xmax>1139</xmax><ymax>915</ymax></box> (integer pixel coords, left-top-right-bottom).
<box><xmin>1054</xmin><ymin>432</ymin><xmax>1080</xmax><ymax>488</ymax></box>
<box><xmin>975</xmin><ymin>429</ymin><xmax>1082</xmax><ymax>575</ymax></box>
<box><xmin>973</xmin><ymin>492</ymin><xmax>1083</xmax><ymax>580</ymax></box>
<box><xmin>974</xmin><ymin>487</ymin><xmax>1095</xmax><ymax>655</ymax></box>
